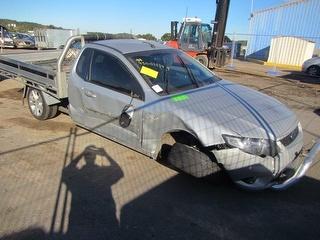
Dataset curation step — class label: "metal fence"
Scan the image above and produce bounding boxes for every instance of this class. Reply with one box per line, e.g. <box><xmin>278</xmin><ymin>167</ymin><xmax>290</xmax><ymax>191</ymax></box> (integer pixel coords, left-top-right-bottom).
<box><xmin>226</xmin><ymin>33</ymin><xmax>319</xmax><ymax>59</ymax></box>
<box><xmin>224</xmin><ymin>0</ymin><xmax>320</xmax><ymax>73</ymax></box>
<box><xmin>1</xmin><ymin>1</ymin><xmax>320</xmax><ymax>238</ymax></box>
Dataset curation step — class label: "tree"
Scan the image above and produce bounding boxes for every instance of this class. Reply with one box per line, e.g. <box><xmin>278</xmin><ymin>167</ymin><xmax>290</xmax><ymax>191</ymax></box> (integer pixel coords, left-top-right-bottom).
<box><xmin>0</xmin><ymin>19</ymin><xmax>63</xmax><ymax>33</ymax></box>
<box><xmin>136</xmin><ymin>33</ymin><xmax>157</xmax><ymax>41</ymax></box>
<box><xmin>161</xmin><ymin>33</ymin><xmax>171</xmax><ymax>41</ymax></box>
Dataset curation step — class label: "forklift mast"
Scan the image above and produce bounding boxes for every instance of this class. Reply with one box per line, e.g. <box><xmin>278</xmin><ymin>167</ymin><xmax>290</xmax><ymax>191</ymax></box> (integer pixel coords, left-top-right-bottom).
<box><xmin>211</xmin><ymin>0</ymin><xmax>230</xmax><ymax>48</ymax></box>
<box><xmin>209</xmin><ymin>0</ymin><xmax>231</xmax><ymax>67</ymax></box>
<box><xmin>171</xmin><ymin>21</ymin><xmax>179</xmax><ymax>40</ymax></box>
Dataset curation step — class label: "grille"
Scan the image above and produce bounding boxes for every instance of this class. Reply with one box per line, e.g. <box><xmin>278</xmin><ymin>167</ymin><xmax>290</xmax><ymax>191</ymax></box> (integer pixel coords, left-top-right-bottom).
<box><xmin>280</xmin><ymin>126</ymin><xmax>299</xmax><ymax>147</ymax></box>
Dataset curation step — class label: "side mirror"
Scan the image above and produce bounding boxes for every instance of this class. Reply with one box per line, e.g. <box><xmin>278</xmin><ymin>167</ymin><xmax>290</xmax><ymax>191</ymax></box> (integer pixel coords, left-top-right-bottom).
<box><xmin>119</xmin><ymin>105</ymin><xmax>134</xmax><ymax>128</ymax></box>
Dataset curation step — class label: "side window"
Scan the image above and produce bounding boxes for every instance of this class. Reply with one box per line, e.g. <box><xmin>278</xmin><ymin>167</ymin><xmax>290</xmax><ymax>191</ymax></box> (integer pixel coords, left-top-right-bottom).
<box><xmin>90</xmin><ymin>50</ymin><xmax>144</xmax><ymax>100</ymax></box>
<box><xmin>76</xmin><ymin>48</ymin><xmax>92</xmax><ymax>80</ymax></box>
<box><xmin>180</xmin><ymin>24</ymin><xmax>201</xmax><ymax>50</ymax></box>
<box><xmin>201</xmin><ymin>24</ymin><xmax>212</xmax><ymax>45</ymax></box>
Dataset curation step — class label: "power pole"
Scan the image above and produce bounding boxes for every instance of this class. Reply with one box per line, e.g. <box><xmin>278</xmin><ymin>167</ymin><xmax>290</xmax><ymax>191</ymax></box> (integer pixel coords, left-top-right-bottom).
<box><xmin>1</xmin><ymin>26</ymin><xmax>3</xmax><ymax>53</ymax></box>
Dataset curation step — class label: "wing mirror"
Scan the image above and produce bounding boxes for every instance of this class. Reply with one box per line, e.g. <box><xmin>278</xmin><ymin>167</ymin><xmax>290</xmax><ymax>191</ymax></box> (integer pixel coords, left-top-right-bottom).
<box><xmin>119</xmin><ymin>91</ymin><xmax>140</xmax><ymax>128</ymax></box>
<box><xmin>119</xmin><ymin>105</ymin><xmax>134</xmax><ymax>128</ymax></box>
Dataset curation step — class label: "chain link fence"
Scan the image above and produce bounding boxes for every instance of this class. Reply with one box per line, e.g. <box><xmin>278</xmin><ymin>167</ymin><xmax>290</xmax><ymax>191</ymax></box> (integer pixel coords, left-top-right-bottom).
<box><xmin>224</xmin><ymin>0</ymin><xmax>320</xmax><ymax>75</ymax></box>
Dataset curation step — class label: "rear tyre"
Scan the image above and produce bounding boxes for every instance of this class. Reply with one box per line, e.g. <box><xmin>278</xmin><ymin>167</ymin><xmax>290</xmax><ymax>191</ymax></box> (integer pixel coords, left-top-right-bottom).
<box><xmin>195</xmin><ymin>55</ymin><xmax>208</xmax><ymax>67</ymax></box>
<box><xmin>307</xmin><ymin>65</ymin><xmax>320</xmax><ymax>77</ymax></box>
<box><xmin>48</xmin><ymin>104</ymin><xmax>58</xmax><ymax>119</ymax></box>
<box><xmin>27</xmin><ymin>88</ymin><xmax>50</xmax><ymax>120</ymax></box>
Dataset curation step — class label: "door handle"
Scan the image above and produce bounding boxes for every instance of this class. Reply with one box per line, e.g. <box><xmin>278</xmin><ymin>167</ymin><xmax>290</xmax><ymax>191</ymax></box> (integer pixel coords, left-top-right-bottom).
<box><xmin>84</xmin><ymin>89</ymin><xmax>96</xmax><ymax>98</ymax></box>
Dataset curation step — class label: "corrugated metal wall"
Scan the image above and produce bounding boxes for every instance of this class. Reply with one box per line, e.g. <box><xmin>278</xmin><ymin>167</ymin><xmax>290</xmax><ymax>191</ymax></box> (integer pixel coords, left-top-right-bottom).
<box><xmin>267</xmin><ymin>36</ymin><xmax>315</xmax><ymax>66</ymax></box>
<box><xmin>246</xmin><ymin>0</ymin><xmax>320</xmax><ymax>60</ymax></box>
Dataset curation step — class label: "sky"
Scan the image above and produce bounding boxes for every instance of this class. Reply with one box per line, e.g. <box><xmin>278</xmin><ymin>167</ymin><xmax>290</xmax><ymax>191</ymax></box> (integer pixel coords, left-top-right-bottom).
<box><xmin>1</xmin><ymin>0</ymin><xmax>287</xmax><ymax>38</ymax></box>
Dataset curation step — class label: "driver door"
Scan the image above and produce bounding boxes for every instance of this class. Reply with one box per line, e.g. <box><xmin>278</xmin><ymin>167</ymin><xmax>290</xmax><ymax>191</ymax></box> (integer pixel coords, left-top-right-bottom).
<box><xmin>80</xmin><ymin>48</ymin><xmax>145</xmax><ymax>149</ymax></box>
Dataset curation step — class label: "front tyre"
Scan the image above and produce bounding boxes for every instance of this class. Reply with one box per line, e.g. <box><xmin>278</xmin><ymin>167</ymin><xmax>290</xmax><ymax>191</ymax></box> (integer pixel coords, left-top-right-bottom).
<box><xmin>168</xmin><ymin>142</ymin><xmax>220</xmax><ymax>178</ymax></box>
<box><xmin>307</xmin><ymin>65</ymin><xmax>320</xmax><ymax>77</ymax></box>
<box><xmin>27</xmin><ymin>88</ymin><xmax>51</xmax><ymax>120</ymax></box>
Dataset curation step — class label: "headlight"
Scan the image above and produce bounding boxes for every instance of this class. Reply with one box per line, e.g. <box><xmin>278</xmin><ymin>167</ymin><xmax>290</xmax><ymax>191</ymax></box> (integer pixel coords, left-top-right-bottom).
<box><xmin>222</xmin><ymin>134</ymin><xmax>278</xmax><ymax>157</ymax></box>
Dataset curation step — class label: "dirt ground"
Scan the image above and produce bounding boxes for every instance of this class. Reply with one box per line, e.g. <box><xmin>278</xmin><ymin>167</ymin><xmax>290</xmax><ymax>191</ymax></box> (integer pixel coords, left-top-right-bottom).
<box><xmin>0</xmin><ymin>71</ymin><xmax>320</xmax><ymax>240</ymax></box>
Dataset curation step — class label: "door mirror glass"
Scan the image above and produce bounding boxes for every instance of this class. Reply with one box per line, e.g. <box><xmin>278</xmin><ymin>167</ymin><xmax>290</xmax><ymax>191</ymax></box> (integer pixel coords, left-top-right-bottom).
<box><xmin>119</xmin><ymin>105</ymin><xmax>134</xmax><ymax>128</ymax></box>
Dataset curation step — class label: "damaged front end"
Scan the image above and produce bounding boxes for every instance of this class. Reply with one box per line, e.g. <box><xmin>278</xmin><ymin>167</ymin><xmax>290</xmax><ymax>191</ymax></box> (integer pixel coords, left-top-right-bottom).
<box><xmin>211</xmin><ymin>124</ymin><xmax>320</xmax><ymax>190</ymax></box>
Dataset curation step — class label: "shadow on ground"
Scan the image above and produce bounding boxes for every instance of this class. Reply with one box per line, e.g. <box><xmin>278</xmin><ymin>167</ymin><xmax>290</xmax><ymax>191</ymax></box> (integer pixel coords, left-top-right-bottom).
<box><xmin>280</xmin><ymin>71</ymin><xmax>320</xmax><ymax>84</ymax></box>
<box><xmin>119</xmin><ymin>176</ymin><xmax>320</xmax><ymax>240</ymax></box>
<box><xmin>0</xmin><ymin>75</ymin><xmax>8</xmax><ymax>81</ymax></box>
<box><xmin>59</xmin><ymin>145</ymin><xmax>123</xmax><ymax>239</ymax></box>
<box><xmin>2</xmin><ymin>145</ymin><xmax>320</xmax><ymax>240</ymax></box>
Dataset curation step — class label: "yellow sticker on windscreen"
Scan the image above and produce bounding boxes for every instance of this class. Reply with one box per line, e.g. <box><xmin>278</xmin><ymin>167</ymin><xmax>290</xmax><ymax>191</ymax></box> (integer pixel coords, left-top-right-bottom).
<box><xmin>140</xmin><ymin>66</ymin><xmax>159</xmax><ymax>79</ymax></box>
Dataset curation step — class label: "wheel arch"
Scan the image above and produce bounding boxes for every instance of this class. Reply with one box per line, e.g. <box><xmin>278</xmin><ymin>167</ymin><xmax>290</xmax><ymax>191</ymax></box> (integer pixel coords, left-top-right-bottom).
<box><xmin>25</xmin><ymin>85</ymin><xmax>61</xmax><ymax>106</ymax></box>
<box><xmin>154</xmin><ymin>128</ymin><xmax>205</xmax><ymax>160</ymax></box>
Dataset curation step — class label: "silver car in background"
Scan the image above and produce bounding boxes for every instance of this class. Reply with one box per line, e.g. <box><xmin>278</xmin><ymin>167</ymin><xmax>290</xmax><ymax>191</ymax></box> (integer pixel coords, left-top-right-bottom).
<box><xmin>302</xmin><ymin>57</ymin><xmax>320</xmax><ymax>77</ymax></box>
<box><xmin>0</xmin><ymin>26</ymin><xmax>14</xmax><ymax>48</ymax></box>
<box><xmin>11</xmin><ymin>33</ymin><xmax>35</xmax><ymax>49</ymax></box>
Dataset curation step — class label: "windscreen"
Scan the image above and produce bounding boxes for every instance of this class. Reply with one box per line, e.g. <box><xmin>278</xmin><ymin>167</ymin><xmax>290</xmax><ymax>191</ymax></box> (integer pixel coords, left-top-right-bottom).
<box><xmin>126</xmin><ymin>50</ymin><xmax>220</xmax><ymax>95</ymax></box>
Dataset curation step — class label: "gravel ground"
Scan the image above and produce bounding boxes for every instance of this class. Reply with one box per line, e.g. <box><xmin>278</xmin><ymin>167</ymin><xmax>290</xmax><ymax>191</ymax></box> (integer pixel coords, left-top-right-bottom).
<box><xmin>0</xmin><ymin>70</ymin><xmax>320</xmax><ymax>240</ymax></box>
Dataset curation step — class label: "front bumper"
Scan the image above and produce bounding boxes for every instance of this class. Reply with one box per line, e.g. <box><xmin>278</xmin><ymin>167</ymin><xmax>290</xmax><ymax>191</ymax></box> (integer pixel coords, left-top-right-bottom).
<box><xmin>212</xmin><ymin>134</ymin><xmax>319</xmax><ymax>190</ymax></box>
<box><xmin>270</xmin><ymin>139</ymin><xmax>320</xmax><ymax>190</ymax></box>
<box><xmin>15</xmin><ymin>41</ymin><xmax>35</xmax><ymax>49</ymax></box>
<box><xmin>301</xmin><ymin>63</ymin><xmax>308</xmax><ymax>73</ymax></box>
<box><xmin>1</xmin><ymin>43</ymin><xmax>14</xmax><ymax>48</ymax></box>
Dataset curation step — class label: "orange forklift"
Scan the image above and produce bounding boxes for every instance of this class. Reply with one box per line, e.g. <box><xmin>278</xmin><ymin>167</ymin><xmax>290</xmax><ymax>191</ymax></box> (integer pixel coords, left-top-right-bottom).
<box><xmin>165</xmin><ymin>0</ymin><xmax>231</xmax><ymax>68</ymax></box>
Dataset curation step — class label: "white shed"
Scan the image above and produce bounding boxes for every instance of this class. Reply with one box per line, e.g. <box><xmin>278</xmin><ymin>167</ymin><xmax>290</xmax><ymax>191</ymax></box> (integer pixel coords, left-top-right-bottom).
<box><xmin>267</xmin><ymin>36</ymin><xmax>315</xmax><ymax>67</ymax></box>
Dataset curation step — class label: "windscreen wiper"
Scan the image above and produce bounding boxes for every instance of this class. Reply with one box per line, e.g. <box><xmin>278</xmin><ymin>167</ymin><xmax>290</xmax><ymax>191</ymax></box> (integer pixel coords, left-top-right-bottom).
<box><xmin>163</xmin><ymin>66</ymin><xmax>169</xmax><ymax>94</ymax></box>
<box><xmin>177</xmin><ymin>55</ymin><xmax>199</xmax><ymax>88</ymax></box>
